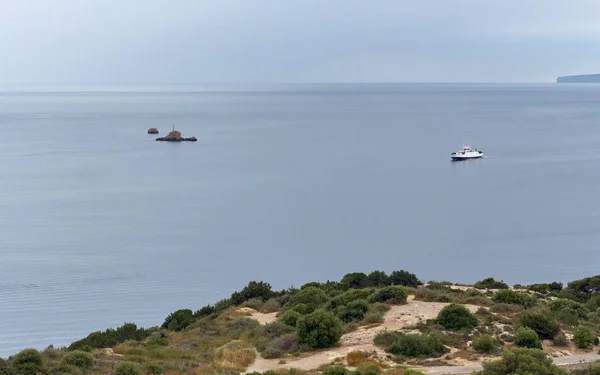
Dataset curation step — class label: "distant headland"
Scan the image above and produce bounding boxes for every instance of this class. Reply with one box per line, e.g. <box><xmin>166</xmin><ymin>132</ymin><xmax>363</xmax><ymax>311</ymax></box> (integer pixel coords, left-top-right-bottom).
<box><xmin>556</xmin><ymin>74</ymin><xmax>600</xmax><ymax>83</ymax></box>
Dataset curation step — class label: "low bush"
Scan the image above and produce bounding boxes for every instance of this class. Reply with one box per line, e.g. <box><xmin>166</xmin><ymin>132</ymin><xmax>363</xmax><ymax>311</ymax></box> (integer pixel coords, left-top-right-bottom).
<box><xmin>472</xmin><ymin>347</ymin><xmax>567</xmax><ymax>375</ymax></box>
<box><xmin>322</xmin><ymin>366</ymin><xmax>349</xmax><ymax>375</ymax></box>
<box><xmin>261</xmin><ymin>298</ymin><xmax>282</xmax><ymax>313</ymax></box>
<box><xmin>573</xmin><ymin>325</ymin><xmax>597</xmax><ymax>349</ymax></box>
<box><xmin>242</xmin><ymin>298</ymin><xmax>265</xmax><ymax>311</ymax></box>
<box><xmin>519</xmin><ymin>312</ymin><xmax>559</xmax><ymax>340</ymax></box>
<box><xmin>368</xmin><ymin>286</ymin><xmax>408</xmax><ymax>304</ymax></box>
<box><xmin>472</xmin><ymin>334</ymin><xmax>496</xmax><ymax>353</ymax></box>
<box><xmin>374</xmin><ymin>331</ymin><xmax>401</xmax><ymax>347</ymax></box>
<box><xmin>257</xmin><ymin>321</ymin><xmax>295</xmax><ymax>339</ymax></box>
<box><xmin>464</xmin><ymin>296</ymin><xmax>494</xmax><ymax>307</ymax></box>
<box><xmin>437</xmin><ymin>304</ymin><xmax>478</xmax><ymax>331</ymax></box>
<box><xmin>591</xmin><ymin>363</ymin><xmax>600</xmax><ymax>375</ymax></box>
<box><xmin>229</xmin><ymin>318</ymin><xmax>261</xmax><ymax>337</ymax></box>
<box><xmin>527</xmin><ymin>284</ymin><xmax>549</xmax><ymax>294</ymax></box>
<box><xmin>474</xmin><ymin>278</ymin><xmax>509</xmax><ymax>290</ymax></box>
<box><xmin>553</xmin><ymin>331</ymin><xmax>568</xmax><ymax>347</ymax></box>
<box><xmin>492</xmin><ymin>290</ymin><xmax>537</xmax><ymax>309</ymax></box>
<box><xmin>490</xmin><ymin>303</ymin><xmax>523</xmax><ymax>314</ymax></box>
<box><xmin>388</xmin><ymin>333</ymin><xmax>448</xmax><ymax>358</ymax></box>
<box><xmin>515</xmin><ymin>327</ymin><xmax>541</xmax><ymax>349</ymax></box>
<box><xmin>280</xmin><ymin>310</ymin><xmax>302</xmax><ymax>327</ymax></box>
<box><xmin>335</xmin><ymin>299</ymin><xmax>370</xmax><ymax>323</ymax></box>
<box><xmin>115</xmin><ymin>361</ymin><xmax>141</xmax><ymax>375</ymax></box>
<box><xmin>330</xmin><ymin>289</ymin><xmax>372</xmax><ymax>309</ymax></box>
<box><xmin>413</xmin><ymin>288</ymin><xmax>453</xmax><ymax>303</ymax></box>
<box><xmin>285</xmin><ymin>287</ymin><xmax>329</xmax><ymax>312</ymax></box>
<box><xmin>145</xmin><ymin>363</ymin><xmax>163</xmax><ymax>375</ymax></box>
<box><xmin>261</xmin><ymin>333</ymin><xmax>305</xmax><ymax>358</ymax></box>
<box><xmin>61</xmin><ymin>350</ymin><xmax>94</xmax><ymax>370</ymax></box>
<box><xmin>297</xmin><ymin>310</ymin><xmax>342</xmax><ymax>348</ymax></box>
<box><xmin>370</xmin><ymin>303</ymin><xmax>391</xmax><ymax>315</ymax></box>
<box><xmin>363</xmin><ymin>311</ymin><xmax>385</xmax><ymax>324</ymax></box>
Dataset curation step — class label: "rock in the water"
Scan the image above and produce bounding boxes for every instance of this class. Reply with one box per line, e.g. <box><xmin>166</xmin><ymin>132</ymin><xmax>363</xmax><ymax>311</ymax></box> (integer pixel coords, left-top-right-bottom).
<box><xmin>156</xmin><ymin>130</ymin><xmax>197</xmax><ymax>142</ymax></box>
<box><xmin>147</xmin><ymin>128</ymin><xmax>159</xmax><ymax>134</ymax></box>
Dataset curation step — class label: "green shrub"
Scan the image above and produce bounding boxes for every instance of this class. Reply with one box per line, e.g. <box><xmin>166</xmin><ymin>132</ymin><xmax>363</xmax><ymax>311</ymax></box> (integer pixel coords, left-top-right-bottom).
<box><xmin>492</xmin><ymin>290</ymin><xmax>537</xmax><ymax>309</ymax></box>
<box><xmin>68</xmin><ymin>323</ymin><xmax>149</xmax><ymax>351</ymax></box>
<box><xmin>10</xmin><ymin>349</ymin><xmax>45</xmax><ymax>375</ymax></box>
<box><xmin>527</xmin><ymin>284</ymin><xmax>549</xmax><ymax>294</ymax></box>
<box><xmin>296</xmin><ymin>310</ymin><xmax>342</xmax><ymax>348</ymax></box>
<box><xmin>472</xmin><ymin>334</ymin><xmax>496</xmax><ymax>353</ymax></box>
<box><xmin>548</xmin><ymin>299</ymin><xmax>589</xmax><ymax>316</ymax></box>
<box><xmin>563</xmin><ymin>275</ymin><xmax>600</xmax><ymax>302</ymax></box>
<box><xmin>366</xmin><ymin>271</ymin><xmax>390</xmax><ymax>287</ymax></box>
<box><xmin>228</xmin><ymin>317</ymin><xmax>260</xmax><ymax>336</ymax></box>
<box><xmin>285</xmin><ymin>287</ymin><xmax>328</xmax><ymax>312</ymax></box>
<box><xmin>280</xmin><ymin>310</ymin><xmax>302</xmax><ymax>327</ymax></box>
<box><xmin>553</xmin><ymin>331</ymin><xmax>568</xmax><ymax>347</ymax></box>
<box><xmin>490</xmin><ymin>303</ymin><xmax>523</xmax><ymax>314</ymax></box>
<box><xmin>389</xmin><ymin>270</ymin><xmax>421</xmax><ymax>287</ymax></box>
<box><xmin>388</xmin><ymin>333</ymin><xmax>448</xmax><ymax>358</ymax></box>
<box><xmin>231</xmin><ymin>281</ymin><xmax>274</xmax><ymax>304</ymax></box>
<box><xmin>290</xmin><ymin>303</ymin><xmax>312</xmax><ymax>315</ymax></box>
<box><xmin>145</xmin><ymin>363</ymin><xmax>164</xmax><ymax>375</ymax></box>
<box><xmin>340</xmin><ymin>272</ymin><xmax>368</xmax><ymax>289</ymax></box>
<box><xmin>61</xmin><ymin>350</ymin><xmax>94</xmax><ymax>370</ymax></box>
<box><xmin>363</xmin><ymin>311</ymin><xmax>385</xmax><ymax>324</ymax></box>
<box><xmin>257</xmin><ymin>321</ymin><xmax>295</xmax><ymax>339</ymax></box>
<box><xmin>437</xmin><ymin>304</ymin><xmax>478</xmax><ymax>330</ymax></box>
<box><xmin>472</xmin><ymin>347</ymin><xmax>567</xmax><ymax>375</ymax></box>
<box><xmin>515</xmin><ymin>327</ymin><xmax>541</xmax><ymax>349</ymax></box>
<box><xmin>474</xmin><ymin>278</ymin><xmax>509</xmax><ymax>290</ymax></box>
<box><xmin>115</xmin><ymin>361</ymin><xmax>141</xmax><ymax>375</ymax></box>
<box><xmin>162</xmin><ymin>309</ymin><xmax>195</xmax><ymax>331</ymax></box>
<box><xmin>591</xmin><ymin>363</ymin><xmax>600</xmax><ymax>375</ymax></box>
<box><xmin>335</xmin><ymin>300</ymin><xmax>370</xmax><ymax>323</ymax></box>
<box><xmin>519</xmin><ymin>312</ymin><xmax>559</xmax><ymax>340</ymax></box>
<box><xmin>330</xmin><ymin>289</ymin><xmax>372</xmax><ymax>309</ymax></box>
<box><xmin>263</xmin><ymin>333</ymin><xmax>305</xmax><ymax>358</ymax></box>
<box><xmin>573</xmin><ymin>325</ymin><xmax>597</xmax><ymax>349</ymax></box>
<box><xmin>261</xmin><ymin>298</ymin><xmax>281</xmax><ymax>313</ymax></box>
<box><xmin>549</xmin><ymin>282</ymin><xmax>563</xmax><ymax>292</ymax></box>
<box><xmin>413</xmin><ymin>288</ymin><xmax>453</xmax><ymax>302</ymax></box>
<box><xmin>368</xmin><ymin>286</ymin><xmax>408</xmax><ymax>304</ymax></box>
<box><xmin>374</xmin><ymin>331</ymin><xmax>401</xmax><ymax>347</ymax></box>
<box><xmin>548</xmin><ymin>299</ymin><xmax>589</xmax><ymax>326</ymax></box>
<box><xmin>322</xmin><ymin>366</ymin><xmax>349</xmax><ymax>375</ymax></box>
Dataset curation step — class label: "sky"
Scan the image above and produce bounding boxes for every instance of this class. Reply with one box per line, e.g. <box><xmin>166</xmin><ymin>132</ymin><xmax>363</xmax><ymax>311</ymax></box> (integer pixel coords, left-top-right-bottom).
<box><xmin>1</xmin><ymin>0</ymin><xmax>600</xmax><ymax>83</ymax></box>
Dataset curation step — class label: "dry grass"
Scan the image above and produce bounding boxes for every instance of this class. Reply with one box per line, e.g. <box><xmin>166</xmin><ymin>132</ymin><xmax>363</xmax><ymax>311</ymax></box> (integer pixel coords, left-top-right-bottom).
<box><xmin>346</xmin><ymin>350</ymin><xmax>385</xmax><ymax>369</ymax></box>
<box><xmin>216</xmin><ymin>340</ymin><xmax>256</xmax><ymax>370</ymax></box>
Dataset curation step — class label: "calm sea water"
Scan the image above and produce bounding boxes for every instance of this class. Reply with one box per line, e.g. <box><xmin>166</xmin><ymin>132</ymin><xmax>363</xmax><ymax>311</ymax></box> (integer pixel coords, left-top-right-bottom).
<box><xmin>1</xmin><ymin>83</ymin><xmax>600</xmax><ymax>355</ymax></box>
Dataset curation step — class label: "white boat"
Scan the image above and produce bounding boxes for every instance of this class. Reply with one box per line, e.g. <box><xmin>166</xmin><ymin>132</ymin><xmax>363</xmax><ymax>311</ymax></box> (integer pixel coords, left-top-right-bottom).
<box><xmin>451</xmin><ymin>146</ymin><xmax>483</xmax><ymax>161</ymax></box>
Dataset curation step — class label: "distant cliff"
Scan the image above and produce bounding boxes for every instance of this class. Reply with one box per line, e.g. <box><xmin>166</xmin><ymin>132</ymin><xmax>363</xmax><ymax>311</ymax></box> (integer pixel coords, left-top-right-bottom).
<box><xmin>556</xmin><ymin>74</ymin><xmax>600</xmax><ymax>83</ymax></box>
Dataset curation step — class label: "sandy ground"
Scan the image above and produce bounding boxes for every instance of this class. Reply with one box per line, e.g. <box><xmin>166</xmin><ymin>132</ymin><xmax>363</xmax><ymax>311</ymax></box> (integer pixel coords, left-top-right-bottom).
<box><xmin>235</xmin><ymin>307</ymin><xmax>278</xmax><ymax>325</ymax></box>
<box><xmin>245</xmin><ymin>300</ymin><xmax>482</xmax><ymax>373</ymax></box>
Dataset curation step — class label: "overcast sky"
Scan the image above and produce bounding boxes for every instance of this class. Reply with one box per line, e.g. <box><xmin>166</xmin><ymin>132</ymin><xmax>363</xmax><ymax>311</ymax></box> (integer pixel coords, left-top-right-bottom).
<box><xmin>1</xmin><ymin>0</ymin><xmax>599</xmax><ymax>83</ymax></box>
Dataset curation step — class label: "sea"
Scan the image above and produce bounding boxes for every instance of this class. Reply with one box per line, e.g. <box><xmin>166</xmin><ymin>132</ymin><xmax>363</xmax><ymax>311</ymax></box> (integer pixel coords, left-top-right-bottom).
<box><xmin>1</xmin><ymin>83</ymin><xmax>600</xmax><ymax>356</ymax></box>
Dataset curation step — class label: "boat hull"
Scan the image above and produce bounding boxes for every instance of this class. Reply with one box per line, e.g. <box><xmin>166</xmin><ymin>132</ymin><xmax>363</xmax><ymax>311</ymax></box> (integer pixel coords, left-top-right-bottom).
<box><xmin>451</xmin><ymin>152</ymin><xmax>483</xmax><ymax>161</ymax></box>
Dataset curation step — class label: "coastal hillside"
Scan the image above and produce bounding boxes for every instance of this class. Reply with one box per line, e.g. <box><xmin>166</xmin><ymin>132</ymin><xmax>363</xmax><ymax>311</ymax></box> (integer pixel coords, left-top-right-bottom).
<box><xmin>3</xmin><ymin>271</ymin><xmax>600</xmax><ymax>375</ymax></box>
<box><xmin>556</xmin><ymin>74</ymin><xmax>600</xmax><ymax>83</ymax></box>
